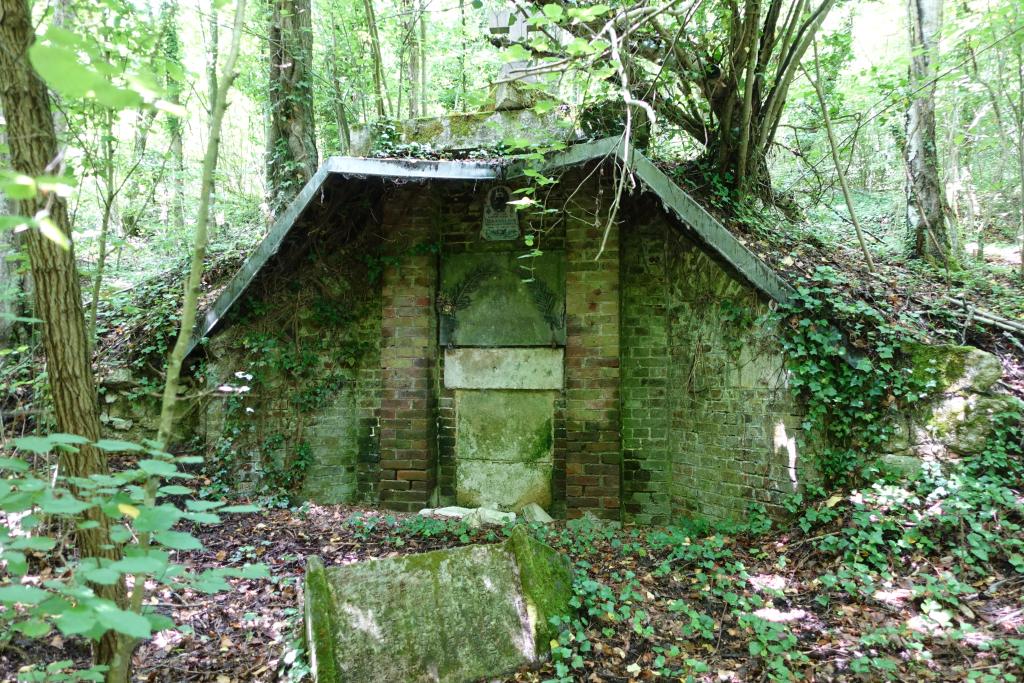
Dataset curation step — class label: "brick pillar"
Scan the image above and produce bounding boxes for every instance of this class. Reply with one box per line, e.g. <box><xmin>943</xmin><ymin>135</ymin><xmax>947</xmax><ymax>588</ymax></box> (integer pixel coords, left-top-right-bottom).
<box><xmin>564</xmin><ymin>217</ymin><xmax>621</xmax><ymax>519</ymax></box>
<box><xmin>378</xmin><ymin>199</ymin><xmax>437</xmax><ymax>512</ymax></box>
<box><xmin>620</xmin><ymin>217</ymin><xmax>671</xmax><ymax>524</ymax></box>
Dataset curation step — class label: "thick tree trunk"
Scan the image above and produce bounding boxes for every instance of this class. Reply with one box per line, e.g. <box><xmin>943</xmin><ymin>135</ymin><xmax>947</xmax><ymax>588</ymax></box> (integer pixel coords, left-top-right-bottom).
<box><xmin>267</xmin><ymin>0</ymin><xmax>318</xmax><ymax>217</ymax></box>
<box><xmin>904</xmin><ymin>0</ymin><xmax>953</xmax><ymax>263</ymax></box>
<box><xmin>0</xmin><ymin>0</ymin><xmax>127</xmax><ymax>670</ymax></box>
<box><xmin>0</xmin><ymin>128</ymin><xmax>21</xmax><ymax>345</ymax></box>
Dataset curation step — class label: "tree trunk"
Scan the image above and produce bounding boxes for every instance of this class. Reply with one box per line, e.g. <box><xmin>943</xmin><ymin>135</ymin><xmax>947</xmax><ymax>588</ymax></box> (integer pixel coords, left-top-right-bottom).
<box><xmin>163</xmin><ymin>0</ymin><xmax>185</xmax><ymax>235</ymax></box>
<box><xmin>88</xmin><ymin>109</ymin><xmax>115</xmax><ymax>344</ymax></box>
<box><xmin>267</xmin><ymin>0</ymin><xmax>319</xmax><ymax>217</ymax></box>
<box><xmin>0</xmin><ymin>127</ymin><xmax>21</xmax><ymax>345</ymax></box>
<box><xmin>362</xmin><ymin>0</ymin><xmax>388</xmax><ymax>118</ymax></box>
<box><xmin>205</xmin><ymin>0</ymin><xmax>219</xmax><ymax>221</ymax></box>
<box><xmin>329</xmin><ymin>13</ymin><xmax>351</xmax><ymax>153</ymax></box>
<box><xmin>0</xmin><ymin>0</ymin><xmax>127</xmax><ymax>671</ymax></box>
<box><xmin>904</xmin><ymin>0</ymin><xmax>953</xmax><ymax>264</ymax></box>
<box><xmin>419</xmin><ymin>3</ymin><xmax>427</xmax><ymax>116</ymax></box>
<box><xmin>807</xmin><ymin>44</ymin><xmax>873</xmax><ymax>272</ymax></box>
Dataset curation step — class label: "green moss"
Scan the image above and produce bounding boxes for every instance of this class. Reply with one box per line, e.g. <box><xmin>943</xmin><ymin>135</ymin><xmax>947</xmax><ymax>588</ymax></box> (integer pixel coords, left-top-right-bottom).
<box><xmin>902</xmin><ymin>342</ymin><xmax>970</xmax><ymax>390</ymax></box>
<box><xmin>406</xmin><ymin>117</ymin><xmax>445</xmax><ymax>143</ymax></box>
<box><xmin>447</xmin><ymin>111</ymin><xmax>494</xmax><ymax>139</ymax></box>
<box><xmin>508</xmin><ymin>526</ymin><xmax>573</xmax><ymax>648</ymax></box>
<box><xmin>530</xmin><ymin>418</ymin><xmax>554</xmax><ymax>462</ymax></box>
<box><xmin>304</xmin><ymin>556</ymin><xmax>341</xmax><ymax>683</ymax></box>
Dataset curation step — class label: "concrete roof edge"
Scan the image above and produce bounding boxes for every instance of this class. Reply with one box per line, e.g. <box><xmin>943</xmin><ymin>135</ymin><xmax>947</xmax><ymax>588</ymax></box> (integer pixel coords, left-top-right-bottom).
<box><xmin>186</xmin><ymin>141</ymin><xmax>792</xmax><ymax>357</ymax></box>
<box><xmin>186</xmin><ymin>156</ymin><xmax>503</xmax><ymax>357</ymax></box>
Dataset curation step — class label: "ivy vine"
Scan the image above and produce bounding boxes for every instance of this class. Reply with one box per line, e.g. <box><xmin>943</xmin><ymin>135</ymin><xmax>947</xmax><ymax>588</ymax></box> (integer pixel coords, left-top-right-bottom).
<box><xmin>775</xmin><ymin>267</ymin><xmax>936</xmax><ymax>483</ymax></box>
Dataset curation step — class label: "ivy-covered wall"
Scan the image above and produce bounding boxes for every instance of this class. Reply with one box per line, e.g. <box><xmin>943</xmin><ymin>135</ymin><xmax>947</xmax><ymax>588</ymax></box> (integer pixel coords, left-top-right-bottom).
<box><xmin>620</xmin><ymin>197</ymin><xmax>815</xmax><ymax>523</ymax></box>
<box><xmin>199</xmin><ymin>235</ymin><xmax>384</xmax><ymax>504</ymax></box>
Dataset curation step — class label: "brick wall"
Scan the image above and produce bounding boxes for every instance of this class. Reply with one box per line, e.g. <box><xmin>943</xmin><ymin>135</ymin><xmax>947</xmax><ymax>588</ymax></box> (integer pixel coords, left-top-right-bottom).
<box><xmin>378</xmin><ymin>188</ymin><xmax>439</xmax><ymax>512</ymax></box>
<box><xmin>620</xmin><ymin>212</ymin><xmax>671</xmax><ymax>525</ymax></box>
<box><xmin>664</xmin><ymin>228</ymin><xmax>811</xmax><ymax>521</ymax></box>
<box><xmin>564</xmin><ymin>215</ymin><xmax>621</xmax><ymax>519</ymax></box>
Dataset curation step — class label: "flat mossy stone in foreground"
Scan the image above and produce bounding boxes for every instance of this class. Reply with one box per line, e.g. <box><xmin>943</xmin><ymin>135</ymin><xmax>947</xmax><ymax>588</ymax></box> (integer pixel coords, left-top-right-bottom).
<box><xmin>303</xmin><ymin>526</ymin><xmax>573</xmax><ymax>683</ymax></box>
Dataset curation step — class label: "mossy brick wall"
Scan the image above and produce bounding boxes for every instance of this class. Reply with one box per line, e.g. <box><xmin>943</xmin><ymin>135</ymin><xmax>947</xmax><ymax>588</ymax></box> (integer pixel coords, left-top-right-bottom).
<box><xmin>618</xmin><ymin>198</ymin><xmax>813</xmax><ymax>524</ymax></box>
<box><xmin>196</xmin><ymin>176</ymin><xmax>813</xmax><ymax>521</ymax></box>
<box><xmin>199</xmin><ymin>243</ymin><xmax>383</xmax><ymax>504</ymax></box>
<box><xmin>620</xmin><ymin>214</ymin><xmax>671</xmax><ymax>525</ymax></box>
<box><xmin>378</xmin><ymin>189</ymin><xmax>439</xmax><ymax>512</ymax></box>
<box><xmin>564</xmin><ymin>214</ymin><xmax>621</xmax><ymax>520</ymax></box>
<box><xmin>663</xmin><ymin>227</ymin><xmax>810</xmax><ymax>521</ymax></box>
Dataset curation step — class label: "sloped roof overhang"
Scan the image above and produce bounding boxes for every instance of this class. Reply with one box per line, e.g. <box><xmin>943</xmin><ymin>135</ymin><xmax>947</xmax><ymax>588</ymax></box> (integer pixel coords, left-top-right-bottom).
<box><xmin>187</xmin><ymin>137</ymin><xmax>793</xmax><ymax>356</ymax></box>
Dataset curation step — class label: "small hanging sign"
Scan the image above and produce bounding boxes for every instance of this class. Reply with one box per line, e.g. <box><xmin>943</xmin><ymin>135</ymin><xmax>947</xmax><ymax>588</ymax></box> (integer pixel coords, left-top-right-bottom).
<box><xmin>481</xmin><ymin>185</ymin><xmax>520</xmax><ymax>241</ymax></box>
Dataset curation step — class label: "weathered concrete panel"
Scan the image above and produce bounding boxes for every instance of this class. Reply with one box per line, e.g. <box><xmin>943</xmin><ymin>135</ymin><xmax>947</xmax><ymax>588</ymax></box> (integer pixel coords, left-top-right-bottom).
<box><xmin>303</xmin><ymin>526</ymin><xmax>572</xmax><ymax>683</ymax></box>
<box><xmin>444</xmin><ymin>348</ymin><xmax>563</xmax><ymax>390</ymax></box>
<box><xmin>455</xmin><ymin>390</ymin><xmax>554</xmax><ymax>463</ymax></box>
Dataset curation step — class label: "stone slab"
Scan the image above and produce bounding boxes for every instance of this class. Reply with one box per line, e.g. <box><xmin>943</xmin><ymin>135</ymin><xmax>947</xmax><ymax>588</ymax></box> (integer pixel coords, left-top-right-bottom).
<box><xmin>455</xmin><ymin>390</ymin><xmax>554</xmax><ymax>463</ymax></box>
<box><xmin>456</xmin><ymin>460</ymin><xmax>553</xmax><ymax>510</ymax></box>
<box><xmin>439</xmin><ymin>251</ymin><xmax>565</xmax><ymax>347</ymax></box>
<box><xmin>445</xmin><ymin>348</ymin><xmax>563</xmax><ymax>390</ymax></box>
<box><xmin>303</xmin><ymin>526</ymin><xmax>572</xmax><ymax>683</ymax></box>
<box><xmin>347</xmin><ymin>109</ymin><xmax>579</xmax><ymax>156</ymax></box>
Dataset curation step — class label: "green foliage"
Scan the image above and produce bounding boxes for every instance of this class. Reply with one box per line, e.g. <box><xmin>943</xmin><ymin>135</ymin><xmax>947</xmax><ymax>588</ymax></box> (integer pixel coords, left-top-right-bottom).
<box><xmin>777</xmin><ymin>266</ymin><xmax>934</xmax><ymax>482</ymax></box>
<box><xmin>0</xmin><ymin>434</ymin><xmax>265</xmax><ymax>676</ymax></box>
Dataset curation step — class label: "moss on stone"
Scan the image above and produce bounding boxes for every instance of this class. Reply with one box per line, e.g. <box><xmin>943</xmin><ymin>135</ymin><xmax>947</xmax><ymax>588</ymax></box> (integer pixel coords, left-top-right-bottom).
<box><xmin>508</xmin><ymin>526</ymin><xmax>573</xmax><ymax>648</ymax></box>
<box><xmin>531</xmin><ymin>418</ymin><xmax>554</xmax><ymax>462</ymax></box>
<box><xmin>303</xmin><ymin>535</ymin><xmax>573</xmax><ymax>682</ymax></box>
<box><xmin>405</xmin><ymin>117</ymin><xmax>445</xmax><ymax>143</ymax></box>
<box><xmin>303</xmin><ymin>556</ymin><xmax>341</xmax><ymax>683</ymax></box>
<box><xmin>447</xmin><ymin>112</ymin><xmax>494</xmax><ymax>139</ymax></box>
<box><xmin>902</xmin><ymin>342</ymin><xmax>969</xmax><ymax>390</ymax></box>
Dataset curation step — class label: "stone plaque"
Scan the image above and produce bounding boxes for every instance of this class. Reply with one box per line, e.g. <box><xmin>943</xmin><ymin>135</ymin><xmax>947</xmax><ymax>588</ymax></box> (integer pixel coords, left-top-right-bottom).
<box><xmin>481</xmin><ymin>186</ymin><xmax>520</xmax><ymax>241</ymax></box>
<box><xmin>438</xmin><ymin>251</ymin><xmax>565</xmax><ymax>347</ymax></box>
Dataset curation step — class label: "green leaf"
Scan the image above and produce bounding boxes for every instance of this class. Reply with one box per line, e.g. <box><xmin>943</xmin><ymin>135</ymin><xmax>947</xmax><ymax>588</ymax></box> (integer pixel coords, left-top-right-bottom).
<box><xmin>94</xmin><ymin>603</ymin><xmax>151</xmax><ymax>638</ymax></box>
<box><xmin>94</xmin><ymin>439</ymin><xmax>144</xmax><ymax>452</ymax></box>
<box><xmin>39</xmin><ymin>492</ymin><xmax>91</xmax><ymax>515</ymax></box>
<box><xmin>16</xmin><ymin>618</ymin><xmax>51</xmax><ymax>637</ymax></box>
<box><xmin>10</xmin><ymin>536</ymin><xmax>57</xmax><ymax>551</ymax></box>
<box><xmin>37</xmin><ymin>217</ymin><xmax>70</xmax><ymax>250</ymax></box>
<box><xmin>153</xmin><ymin>530</ymin><xmax>203</xmax><ymax>551</ymax></box>
<box><xmin>14</xmin><ymin>436</ymin><xmax>54</xmax><ymax>454</ymax></box>
<box><xmin>138</xmin><ymin>459</ymin><xmax>178</xmax><ymax>476</ymax></box>
<box><xmin>144</xmin><ymin>611</ymin><xmax>176</xmax><ymax>632</ymax></box>
<box><xmin>56</xmin><ymin>607</ymin><xmax>98</xmax><ymax>635</ymax></box>
<box><xmin>219</xmin><ymin>504</ymin><xmax>260</xmax><ymax>513</ymax></box>
<box><xmin>49</xmin><ymin>433</ymin><xmax>91</xmax><ymax>446</ymax></box>
<box><xmin>0</xmin><ymin>584</ymin><xmax>50</xmax><ymax>604</ymax></box>
<box><xmin>504</xmin><ymin>44</ymin><xmax>532</xmax><ymax>62</ymax></box>
<box><xmin>542</xmin><ymin>3</ymin><xmax>564</xmax><ymax>21</ymax></box>
<box><xmin>81</xmin><ymin>567</ymin><xmax>121</xmax><ymax>586</ymax></box>
<box><xmin>158</xmin><ymin>485</ymin><xmax>193</xmax><ymax>495</ymax></box>
<box><xmin>110</xmin><ymin>555</ymin><xmax>168</xmax><ymax>575</ymax></box>
<box><xmin>240</xmin><ymin>564</ymin><xmax>270</xmax><ymax>579</ymax></box>
<box><xmin>0</xmin><ymin>171</ymin><xmax>35</xmax><ymax>199</ymax></box>
<box><xmin>0</xmin><ymin>456</ymin><xmax>29</xmax><ymax>472</ymax></box>
<box><xmin>132</xmin><ymin>504</ymin><xmax>181</xmax><ymax>533</ymax></box>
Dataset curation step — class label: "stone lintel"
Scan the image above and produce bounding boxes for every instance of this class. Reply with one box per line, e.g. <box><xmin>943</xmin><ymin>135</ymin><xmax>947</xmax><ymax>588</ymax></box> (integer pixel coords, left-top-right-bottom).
<box><xmin>444</xmin><ymin>348</ymin><xmax>564</xmax><ymax>390</ymax></box>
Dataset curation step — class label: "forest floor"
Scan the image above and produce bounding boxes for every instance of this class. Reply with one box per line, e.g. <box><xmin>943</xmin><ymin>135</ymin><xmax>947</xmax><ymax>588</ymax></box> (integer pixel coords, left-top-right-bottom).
<box><xmin>5</xmin><ymin>496</ymin><xmax>1023</xmax><ymax>683</ymax></box>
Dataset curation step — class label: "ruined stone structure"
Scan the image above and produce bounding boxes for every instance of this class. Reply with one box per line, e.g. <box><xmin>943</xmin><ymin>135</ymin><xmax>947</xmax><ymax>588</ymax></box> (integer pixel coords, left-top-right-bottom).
<box><xmin>177</xmin><ymin>137</ymin><xmax>817</xmax><ymax>525</ymax></box>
